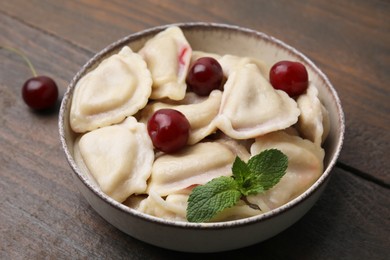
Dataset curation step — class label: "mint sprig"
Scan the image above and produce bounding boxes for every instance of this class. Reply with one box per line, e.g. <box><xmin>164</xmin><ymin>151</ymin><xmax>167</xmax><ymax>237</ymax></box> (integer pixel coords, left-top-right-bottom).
<box><xmin>186</xmin><ymin>149</ymin><xmax>288</xmax><ymax>223</ymax></box>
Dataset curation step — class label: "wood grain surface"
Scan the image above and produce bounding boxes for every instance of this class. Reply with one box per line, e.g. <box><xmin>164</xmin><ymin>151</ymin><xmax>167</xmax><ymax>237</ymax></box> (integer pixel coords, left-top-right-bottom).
<box><xmin>0</xmin><ymin>0</ymin><xmax>389</xmax><ymax>259</ymax></box>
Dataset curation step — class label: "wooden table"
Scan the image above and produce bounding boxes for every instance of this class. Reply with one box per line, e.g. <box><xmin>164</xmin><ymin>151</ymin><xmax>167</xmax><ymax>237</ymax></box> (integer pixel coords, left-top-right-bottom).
<box><xmin>1</xmin><ymin>0</ymin><xmax>389</xmax><ymax>258</ymax></box>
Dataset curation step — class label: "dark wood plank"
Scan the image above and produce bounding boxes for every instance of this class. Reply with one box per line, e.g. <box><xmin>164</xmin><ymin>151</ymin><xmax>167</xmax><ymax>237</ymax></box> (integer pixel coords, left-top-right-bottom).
<box><xmin>0</xmin><ymin>13</ymin><xmax>95</xmax><ymax>258</ymax></box>
<box><xmin>1</xmin><ymin>0</ymin><xmax>388</xmax><ymax>182</ymax></box>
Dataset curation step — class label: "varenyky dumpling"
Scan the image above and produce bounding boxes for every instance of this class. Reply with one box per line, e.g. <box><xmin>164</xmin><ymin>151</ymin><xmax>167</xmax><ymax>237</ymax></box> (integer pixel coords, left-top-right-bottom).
<box><xmin>190</xmin><ymin>52</ymin><xmax>268</xmax><ymax>83</ymax></box>
<box><xmin>218</xmin><ymin>54</ymin><xmax>269</xmax><ymax>78</ymax></box>
<box><xmin>135</xmin><ymin>190</ymin><xmax>263</xmax><ymax>222</ymax></box>
<box><xmin>139</xmin><ymin>26</ymin><xmax>192</xmax><ymax>100</ymax></box>
<box><xmin>70</xmin><ymin>46</ymin><xmax>152</xmax><ymax>133</ymax></box>
<box><xmin>140</xmin><ymin>90</ymin><xmax>222</xmax><ymax>144</ymax></box>
<box><xmin>214</xmin><ymin>134</ymin><xmax>252</xmax><ymax>162</ymax></box>
<box><xmin>147</xmin><ymin>142</ymin><xmax>236</xmax><ymax>196</ymax></box>
<box><xmin>249</xmin><ymin>131</ymin><xmax>324</xmax><ymax>210</ymax></box>
<box><xmin>296</xmin><ymin>84</ymin><xmax>330</xmax><ymax>146</ymax></box>
<box><xmin>190</xmin><ymin>50</ymin><xmax>221</xmax><ymax>65</ymax></box>
<box><xmin>215</xmin><ymin>63</ymin><xmax>300</xmax><ymax>139</ymax></box>
<box><xmin>73</xmin><ymin>117</ymin><xmax>154</xmax><ymax>202</ymax></box>
<box><xmin>135</xmin><ymin>191</ymin><xmax>189</xmax><ymax>222</ymax></box>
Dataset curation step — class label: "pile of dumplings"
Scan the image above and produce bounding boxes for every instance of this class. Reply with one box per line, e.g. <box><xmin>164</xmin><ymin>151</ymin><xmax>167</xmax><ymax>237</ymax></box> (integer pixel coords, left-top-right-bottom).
<box><xmin>70</xmin><ymin>26</ymin><xmax>330</xmax><ymax>222</ymax></box>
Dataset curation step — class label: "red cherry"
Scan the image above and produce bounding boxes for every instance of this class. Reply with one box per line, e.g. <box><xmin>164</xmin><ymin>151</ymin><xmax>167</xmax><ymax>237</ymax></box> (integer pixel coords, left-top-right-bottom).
<box><xmin>147</xmin><ymin>109</ymin><xmax>190</xmax><ymax>153</ymax></box>
<box><xmin>269</xmin><ymin>61</ymin><xmax>308</xmax><ymax>97</ymax></box>
<box><xmin>186</xmin><ymin>57</ymin><xmax>223</xmax><ymax>96</ymax></box>
<box><xmin>0</xmin><ymin>46</ymin><xmax>59</xmax><ymax>110</ymax></box>
<box><xmin>22</xmin><ymin>76</ymin><xmax>59</xmax><ymax>110</ymax></box>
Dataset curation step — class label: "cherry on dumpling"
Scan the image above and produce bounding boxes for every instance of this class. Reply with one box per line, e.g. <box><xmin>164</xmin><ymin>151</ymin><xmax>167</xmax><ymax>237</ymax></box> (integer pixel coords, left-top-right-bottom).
<box><xmin>269</xmin><ymin>60</ymin><xmax>308</xmax><ymax>97</ymax></box>
<box><xmin>147</xmin><ymin>109</ymin><xmax>190</xmax><ymax>153</ymax></box>
<box><xmin>186</xmin><ymin>57</ymin><xmax>223</xmax><ymax>96</ymax></box>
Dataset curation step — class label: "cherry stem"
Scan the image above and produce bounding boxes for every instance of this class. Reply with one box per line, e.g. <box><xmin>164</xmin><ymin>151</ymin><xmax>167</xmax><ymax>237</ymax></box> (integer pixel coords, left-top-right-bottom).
<box><xmin>241</xmin><ymin>196</ymin><xmax>261</xmax><ymax>211</ymax></box>
<box><xmin>0</xmin><ymin>45</ymin><xmax>38</xmax><ymax>77</ymax></box>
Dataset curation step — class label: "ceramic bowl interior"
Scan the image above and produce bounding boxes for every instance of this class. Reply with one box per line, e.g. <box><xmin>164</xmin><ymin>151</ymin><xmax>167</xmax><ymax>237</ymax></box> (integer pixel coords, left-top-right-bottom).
<box><xmin>59</xmin><ymin>22</ymin><xmax>344</xmax><ymax>253</ymax></box>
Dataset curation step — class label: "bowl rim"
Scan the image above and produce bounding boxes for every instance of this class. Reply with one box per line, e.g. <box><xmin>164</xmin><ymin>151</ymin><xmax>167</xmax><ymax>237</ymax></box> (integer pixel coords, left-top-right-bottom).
<box><xmin>59</xmin><ymin>22</ymin><xmax>345</xmax><ymax>230</ymax></box>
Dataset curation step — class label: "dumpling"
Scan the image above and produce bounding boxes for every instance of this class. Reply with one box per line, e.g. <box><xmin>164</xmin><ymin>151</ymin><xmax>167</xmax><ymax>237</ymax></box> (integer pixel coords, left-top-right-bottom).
<box><xmin>139</xmin><ymin>26</ymin><xmax>192</xmax><ymax>100</ymax></box>
<box><xmin>135</xmin><ymin>191</ymin><xmax>189</xmax><ymax>222</ymax></box>
<box><xmin>147</xmin><ymin>142</ymin><xmax>236</xmax><ymax>196</ymax></box>
<box><xmin>249</xmin><ymin>130</ymin><xmax>324</xmax><ymax>210</ymax></box>
<box><xmin>73</xmin><ymin>117</ymin><xmax>154</xmax><ymax>202</ymax></box>
<box><xmin>190</xmin><ymin>50</ymin><xmax>221</xmax><ymax>65</ymax></box>
<box><xmin>136</xmin><ymin>190</ymin><xmax>262</xmax><ymax>222</ymax></box>
<box><xmin>218</xmin><ymin>54</ymin><xmax>269</xmax><ymax>78</ymax></box>
<box><xmin>296</xmin><ymin>84</ymin><xmax>330</xmax><ymax>145</ymax></box>
<box><xmin>215</xmin><ymin>134</ymin><xmax>252</xmax><ymax>162</ymax></box>
<box><xmin>70</xmin><ymin>46</ymin><xmax>152</xmax><ymax>133</ymax></box>
<box><xmin>189</xmin><ymin>52</ymin><xmax>268</xmax><ymax>85</ymax></box>
<box><xmin>214</xmin><ymin>63</ymin><xmax>300</xmax><ymax>139</ymax></box>
<box><xmin>140</xmin><ymin>90</ymin><xmax>222</xmax><ymax>144</ymax></box>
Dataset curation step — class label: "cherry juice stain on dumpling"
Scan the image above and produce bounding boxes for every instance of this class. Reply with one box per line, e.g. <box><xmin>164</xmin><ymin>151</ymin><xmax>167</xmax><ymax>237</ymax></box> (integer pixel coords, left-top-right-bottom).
<box><xmin>139</xmin><ymin>26</ymin><xmax>192</xmax><ymax>101</ymax></box>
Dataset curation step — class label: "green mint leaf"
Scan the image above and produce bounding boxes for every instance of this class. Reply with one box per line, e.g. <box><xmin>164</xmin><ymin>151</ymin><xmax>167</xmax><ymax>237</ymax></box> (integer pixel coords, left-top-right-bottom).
<box><xmin>232</xmin><ymin>156</ymin><xmax>250</xmax><ymax>184</ymax></box>
<box><xmin>186</xmin><ymin>149</ymin><xmax>288</xmax><ymax>222</ymax></box>
<box><xmin>243</xmin><ymin>149</ymin><xmax>288</xmax><ymax>195</ymax></box>
<box><xmin>186</xmin><ymin>176</ymin><xmax>241</xmax><ymax>223</ymax></box>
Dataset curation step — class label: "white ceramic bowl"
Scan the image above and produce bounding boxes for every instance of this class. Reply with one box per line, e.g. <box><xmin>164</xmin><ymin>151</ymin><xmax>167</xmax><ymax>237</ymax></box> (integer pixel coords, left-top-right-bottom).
<box><xmin>59</xmin><ymin>22</ymin><xmax>344</xmax><ymax>253</ymax></box>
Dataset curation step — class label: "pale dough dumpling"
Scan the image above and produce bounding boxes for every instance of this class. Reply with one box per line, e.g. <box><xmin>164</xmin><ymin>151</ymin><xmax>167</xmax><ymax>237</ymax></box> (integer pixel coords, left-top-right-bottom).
<box><xmin>70</xmin><ymin>46</ymin><xmax>152</xmax><ymax>133</ymax></box>
<box><xmin>74</xmin><ymin>117</ymin><xmax>154</xmax><ymax>202</ymax></box>
<box><xmin>140</xmin><ymin>90</ymin><xmax>222</xmax><ymax>144</ymax></box>
<box><xmin>135</xmin><ymin>191</ymin><xmax>189</xmax><ymax>222</ymax></box>
<box><xmin>296</xmin><ymin>84</ymin><xmax>330</xmax><ymax>146</ymax></box>
<box><xmin>190</xmin><ymin>50</ymin><xmax>221</xmax><ymax>66</ymax></box>
<box><xmin>215</xmin><ymin>134</ymin><xmax>252</xmax><ymax>162</ymax></box>
<box><xmin>147</xmin><ymin>142</ymin><xmax>236</xmax><ymax>196</ymax></box>
<box><xmin>136</xmin><ymin>190</ymin><xmax>263</xmax><ymax>222</ymax></box>
<box><xmin>215</xmin><ymin>63</ymin><xmax>300</xmax><ymax>139</ymax></box>
<box><xmin>218</xmin><ymin>54</ymin><xmax>269</xmax><ymax>78</ymax></box>
<box><xmin>139</xmin><ymin>26</ymin><xmax>192</xmax><ymax>100</ymax></box>
<box><xmin>190</xmin><ymin>52</ymin><xmax>268</xmax><ymax>82</ymax></box>
<box><xmin>249</xmin><ymin>130</ymin><xmax>324</xmax><ymax>210</ymax></box>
